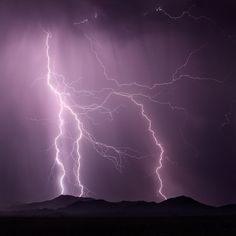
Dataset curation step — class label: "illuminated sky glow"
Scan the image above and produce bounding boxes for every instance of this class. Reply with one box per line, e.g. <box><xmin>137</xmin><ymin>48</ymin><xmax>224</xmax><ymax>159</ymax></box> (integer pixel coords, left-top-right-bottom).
<box><xmin>0</xmin><ymin>0</ymin><xmax>235</xmax><ymax>206</ymax></box>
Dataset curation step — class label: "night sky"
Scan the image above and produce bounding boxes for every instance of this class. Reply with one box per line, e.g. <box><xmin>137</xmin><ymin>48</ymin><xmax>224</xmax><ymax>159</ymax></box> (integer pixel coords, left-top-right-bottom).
<box><xmin>0</xmin><ymin>0</ymin><xmax>236</xmax><ymax>206</ymax></box>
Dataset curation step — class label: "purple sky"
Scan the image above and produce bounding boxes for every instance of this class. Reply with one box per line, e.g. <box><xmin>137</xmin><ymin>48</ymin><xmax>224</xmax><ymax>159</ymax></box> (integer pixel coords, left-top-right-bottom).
<box><xmin>0</xmin><ymin>0</ymin><xmax>235</xmax><ymax>206</ymax></box>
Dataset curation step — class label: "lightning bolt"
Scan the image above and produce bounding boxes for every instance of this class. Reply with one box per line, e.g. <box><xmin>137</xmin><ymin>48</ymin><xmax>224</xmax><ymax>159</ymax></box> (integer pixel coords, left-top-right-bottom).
<box><xmin>82</xmin><ymin>24</ymin><xmax>225</xmax><ymax>200</ymax></box>
<box><xmin>84</xmin><ymin>34</ymin><xmax>169</xmax><ymax>199</ymax></box>
<box><xmin>44</xmin><ymin>30</ymin><xmax>167</xmax><ymax>200</ymax></box>
<box><xmin>45</xmin><ymin>32</ymin><xmax>84</xmax><ymax>196</ymax></box>
<box><xmin>42</xmin><ymin>2</ymin><xmax>228</xmax><ymax>201</ymax></box>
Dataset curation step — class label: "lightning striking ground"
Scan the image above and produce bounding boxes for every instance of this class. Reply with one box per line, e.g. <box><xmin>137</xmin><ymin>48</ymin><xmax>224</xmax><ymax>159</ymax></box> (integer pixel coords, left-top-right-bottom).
<box><xmin>44</xmin><ymin>30</ymin><xmax>168</xmax><ymax>199</ymax></box>
<box><xmin>42</xmin><ymin>2</ymin><xmax>230</xmax><ymax>201</ymax></box>
<box><xmin>82</xmin><ymin>32</ymin><xmax>223</xmax><ymax>200</ymax></box>
<box><xmin>45</xmin><ymin>32</ymin><xmax>84</xmax><ymax>196</ymax></box>
<box><xmin>84</xmin><ymin>34</ymin><xmax>168</xmax><ymax>199</ymax></box>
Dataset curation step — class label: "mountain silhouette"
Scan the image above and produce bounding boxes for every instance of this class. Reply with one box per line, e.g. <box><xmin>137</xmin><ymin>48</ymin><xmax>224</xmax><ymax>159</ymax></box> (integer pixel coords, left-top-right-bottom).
<box><xmin>0</xmin><ymin>196</ymin><xmax>235</xmax><ymax>235</ymax></box>
<box><xmin>1</xmin><ymin>195</ymin><xmax>235</xmax><ymax>217</ymax></box>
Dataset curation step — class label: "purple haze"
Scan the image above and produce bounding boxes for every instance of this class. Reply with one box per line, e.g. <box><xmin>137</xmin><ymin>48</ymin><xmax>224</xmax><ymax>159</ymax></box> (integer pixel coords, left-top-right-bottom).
<box><xmin>0</xmin><ymin>0</ymin><xmax>235</xmax><ymax>206</ymax></box>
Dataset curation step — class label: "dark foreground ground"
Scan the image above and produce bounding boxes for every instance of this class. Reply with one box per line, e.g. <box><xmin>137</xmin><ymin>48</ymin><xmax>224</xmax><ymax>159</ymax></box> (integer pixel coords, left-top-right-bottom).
<box><xmin>1</xmin><ymin>196</ymin><xmax>236</xmax><ymax>235</ymax></box>
<box><xmin>0</xmin><ymin>216</ymin><xmax>236</xmax><ymax>236</ymax></box>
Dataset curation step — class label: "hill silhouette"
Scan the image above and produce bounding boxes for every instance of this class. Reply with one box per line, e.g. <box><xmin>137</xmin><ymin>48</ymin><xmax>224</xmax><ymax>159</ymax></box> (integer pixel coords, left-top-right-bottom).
<box><xmin>1</xmin><ymin>195</ymin><xmax>235</xmax><ymax>217</ymax></box>
<box><xmin>0</xmin><ymin>195</ymin><xmax>235</xmax><ymax>235</ymax></box>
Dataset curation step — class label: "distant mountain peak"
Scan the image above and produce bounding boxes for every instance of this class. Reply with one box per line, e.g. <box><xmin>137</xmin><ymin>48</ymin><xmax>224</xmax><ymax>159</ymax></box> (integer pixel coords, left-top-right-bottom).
<box><xmin>163</xmin><ymin>195</ymin><xmax>198</xmax><ymax>203</ymax></box>
<box><xmin>159</xmin><ymin>195</ymin><xmax>213</xmax><ymax>209</ymax></box>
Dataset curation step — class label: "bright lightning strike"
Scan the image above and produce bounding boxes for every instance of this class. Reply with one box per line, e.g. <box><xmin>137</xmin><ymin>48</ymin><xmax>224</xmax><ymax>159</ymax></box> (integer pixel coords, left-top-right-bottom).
<box><xmin>82</xmin><ymin>30</ymin><xmax>223</xmax><ymax>200</ymax></box>
<box><xmin>45</xmin><ymin>32</ymin><xmax>84</xmax><ymax>197</ymax></box>
<box><xmin>84</xmin><ymin>34</ymin><xmax>168</xmax><ymax>200</ymax></box>
<box><xmin>43</xmin><ymin>2</ymin><xmax>225</xmax><ymax>201</ymax></box>
<box><xmin>44</xmin><ymin>31</ymin><xmax>167</xmax><ymax>200</ymax></box>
